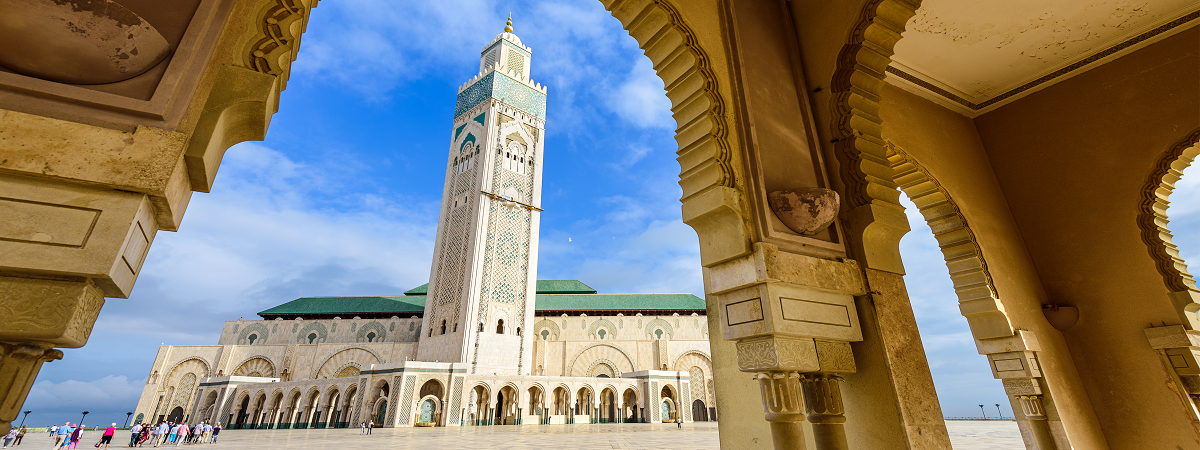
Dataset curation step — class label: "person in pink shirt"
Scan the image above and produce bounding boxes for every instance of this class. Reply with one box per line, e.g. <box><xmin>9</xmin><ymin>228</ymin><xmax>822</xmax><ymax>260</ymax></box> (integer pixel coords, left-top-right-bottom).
<box><xmin>99</xmin><ymin>424</ymin><xmax>116</xmax><ymax>450</ymax></box>
<box><xmin>172</xmin><ymin>424</ymin><xmax>188</xmax><ymax>447</ymax></box>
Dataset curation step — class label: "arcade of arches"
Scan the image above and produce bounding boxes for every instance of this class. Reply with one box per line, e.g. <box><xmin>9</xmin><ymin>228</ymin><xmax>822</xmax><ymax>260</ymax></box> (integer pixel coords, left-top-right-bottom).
<box><xmin>0</xmin><ymin>0</ymin><xmax>1196</xmax><ymax>449</ymax></box>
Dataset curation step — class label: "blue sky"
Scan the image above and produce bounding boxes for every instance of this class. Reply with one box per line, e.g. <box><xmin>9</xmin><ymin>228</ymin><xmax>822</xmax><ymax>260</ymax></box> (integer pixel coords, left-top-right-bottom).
<box><xmin>21</xmin><ymin>0</ymin><xmax>1200</xmax><ymax>429</ymax></box>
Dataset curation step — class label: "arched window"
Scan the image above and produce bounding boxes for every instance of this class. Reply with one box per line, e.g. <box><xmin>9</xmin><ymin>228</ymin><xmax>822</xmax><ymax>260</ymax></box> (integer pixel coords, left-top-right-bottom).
<box><xmin>440</xmin><ymin>320</ymin><xmax>447</xmax><ymax>335</ymax></box>
<box><xmin>540</xmin><ymin>329</ymin><xmax>550</xmax><ymax>340</ymax></box>
<box><xmin>248</xmin><ymin>334</ymin><xmax>258</xmax><ymax>345</ymax></box>
<box><xmin>366</xmin><ymin>332</ymin><xmax>376</xmax><ymax>343</ymax></box>
<box><xmin>479</xmin><ymin>322</ymin><xmax>484</xmax><ymax>332</ymax></box>
<box><xmin>496</xmin><ymin>319</ymin><xmax>505</xmax><ymax>334</ymax></box>
<box><xmin>307</xmin><ymin>333</ymin><xmax>317</xmax><ymax>344</ymax></box>
<box><xmin>597</xmin><ymin>329</ymin><xmax>606</xmax><ymax>340</ymax></box>
<box><xmin>453</xmin><ymin>323</ymin><xmax>458</xmax><ymax>332</ymax></box>
<box><xmin>654</xmin><ymin>329</ymin><xmax>663</xmax><ymax>340</ymax></box>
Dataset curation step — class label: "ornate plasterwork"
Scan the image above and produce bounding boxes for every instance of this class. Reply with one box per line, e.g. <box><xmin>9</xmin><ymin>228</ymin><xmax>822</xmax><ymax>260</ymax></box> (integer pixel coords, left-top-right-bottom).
<box><xmin>1139</xmin><ymin>129</ymin><xmax>1200</xmax><ymax>293</ymax></box>
<box><xmin>313</xmin><ymin>347</ymin><xmax>382</xmax><ymax>379</ymax></box>
<box><xmin>455</xmin><ymin>72</ymin><xmax>548</xmax><ymax>119</ymax></box>
<box><xmin>886</xmin><ymin>143</ymin><xmax>1014</xmax><ymax>340</ymax></box>
<box><xmin>231</xmin><ymin>356</ymin><xmax>276</xmax><ymax>378</ymax></box>
<box><xmin>244</xmin><ymin>0</ymin><xmax>316</xmax><ymax>90</ymax></box>
<box><xmin>568</xmin><ymin>344</ymin><xmax>637</xmax><ymax>377</ymax></box>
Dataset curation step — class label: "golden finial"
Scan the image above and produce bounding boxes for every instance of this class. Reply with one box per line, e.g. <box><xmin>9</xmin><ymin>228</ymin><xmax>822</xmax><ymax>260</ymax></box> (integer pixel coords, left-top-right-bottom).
<box><xmin>504</xmin><ymin>16</ymin><xmax>514</xmax><ymax>33</ymax></box>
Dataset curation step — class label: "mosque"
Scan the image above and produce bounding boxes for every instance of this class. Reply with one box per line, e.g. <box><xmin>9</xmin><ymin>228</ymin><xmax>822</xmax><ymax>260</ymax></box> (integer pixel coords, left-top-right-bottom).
<box><xmin>130</xmin><ymin>21</ymin><xmax>715</xmax><ymax>429</ymax></box>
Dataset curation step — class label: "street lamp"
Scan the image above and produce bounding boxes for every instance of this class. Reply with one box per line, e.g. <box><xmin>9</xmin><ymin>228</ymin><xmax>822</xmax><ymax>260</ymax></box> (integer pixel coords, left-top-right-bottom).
<box><xmin>124</xmin><ymin>412</ymin><xmax>133</xmax><ymax>427</ymax></box>
<box><xmin>19</xmin><ymin>411</ymin><xmax>31</xmax><ymax>427</ymax></box>
<box><xmin>80</xmin><ymin>411</ymin><xmax>89</xmax><ymax>427</ymax></box>
<box><xmin>995</xmin><ymin>404</ymin><xmax>1003</xmax><ymax>419</ymax></box>
<box><xmin>978</xmin><ymin>404</ymin><xmax>986</xmax><ymax>419</ymax></box>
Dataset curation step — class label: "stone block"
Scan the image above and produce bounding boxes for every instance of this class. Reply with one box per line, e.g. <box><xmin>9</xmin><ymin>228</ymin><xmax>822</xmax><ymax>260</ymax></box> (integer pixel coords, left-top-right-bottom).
<box><xmin>718</xmin><ymin>281</ymin><xmax>862</xmax><ymax>343</ymax></box>
<box><xmin>987</xmin><ymin>351</ymin><xmax>1042</xmax><ymax>379</ymax></box>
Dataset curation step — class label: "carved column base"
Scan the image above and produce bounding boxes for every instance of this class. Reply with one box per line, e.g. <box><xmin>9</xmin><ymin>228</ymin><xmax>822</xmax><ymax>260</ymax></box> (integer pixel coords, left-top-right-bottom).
<box><xmin>0</xmin><ymin>341</ymin><xmax>63</xmax><ymax>435</ymax></box>
<box><xmin>801</xmin><ymin>374</ymin><xmax>847</xmax><ymax>450</ymax></box>
<box><xmin>756</xmin><ymin>372</ymin><xmax>806</xmax><ymax>450</ymax></box>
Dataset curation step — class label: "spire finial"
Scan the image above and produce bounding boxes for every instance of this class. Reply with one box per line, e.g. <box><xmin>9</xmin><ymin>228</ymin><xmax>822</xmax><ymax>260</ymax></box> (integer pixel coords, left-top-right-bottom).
<box><xmin>504</xmin><ymin>15</ymin><xmax>514</xmax><ymax>33</ymax></box>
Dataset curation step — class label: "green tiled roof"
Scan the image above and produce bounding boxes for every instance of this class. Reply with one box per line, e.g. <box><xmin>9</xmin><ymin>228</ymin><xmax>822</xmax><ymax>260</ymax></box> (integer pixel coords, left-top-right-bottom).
<box><xmin>534</xmin><ymin>293</ymin><xmax>704</xmax><ymax>311</ymax></box>
<box><xmin>260</xmin><ymin>281</ymin><xmax>702</xmax><ymax>319</ymax></box>
<box><xmin>258</xmin><ymin>296</ymin><xmax>425</xmax><ymax>318</ymax></box>
<box><xmin>404</xmin><ymin>280</ymin><xmax>597</xmax><ymax>296</ymax></box>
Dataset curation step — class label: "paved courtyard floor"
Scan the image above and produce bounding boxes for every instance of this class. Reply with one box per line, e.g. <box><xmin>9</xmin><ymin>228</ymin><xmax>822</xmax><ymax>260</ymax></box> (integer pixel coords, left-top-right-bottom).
<box><xmin>190</xmin><ymin>420</ymin><xmax>1022</xmax><ymax>449</ymax></box>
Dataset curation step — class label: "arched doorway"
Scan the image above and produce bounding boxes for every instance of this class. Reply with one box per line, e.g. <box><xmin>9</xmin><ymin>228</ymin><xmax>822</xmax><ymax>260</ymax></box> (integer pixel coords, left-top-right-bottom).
<box><xmin>167</xmin><ymin>407</ymin><xmax>184</xmax><ymax>423</ymax></box>
<box><xmin>417</xmin><ymin>398</ymin><xmax>437</xmax><ymax>424</ymax></box>
<box><xmin>692</xmin><ymin>399</ymin><xmax>708</xmax><ymax>422</ymax></box>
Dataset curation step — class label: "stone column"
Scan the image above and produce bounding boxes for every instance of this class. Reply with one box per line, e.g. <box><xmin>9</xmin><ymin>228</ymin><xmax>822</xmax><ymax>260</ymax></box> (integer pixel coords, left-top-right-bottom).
<box><xmin>709</xmin><ymin>244</ymin><xmax>866</xmax><ymax>450</ymax></box>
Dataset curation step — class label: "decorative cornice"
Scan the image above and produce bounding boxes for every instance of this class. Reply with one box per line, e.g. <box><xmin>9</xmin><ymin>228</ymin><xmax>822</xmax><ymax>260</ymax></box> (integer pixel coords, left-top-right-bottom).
<box><xmin>245</xmin><ymin>0</ymin><xmax>316</xmax><ymax>91</ymax></box>
<box><xmin>887</xmin><ymin>10</ymin><xmax>1200</xmax><ymax>113</ymax></box>
<box><xmin>1139</xmin><ymin>128</ymin><xmax>1200</xmax><ymax>293</ymax></box>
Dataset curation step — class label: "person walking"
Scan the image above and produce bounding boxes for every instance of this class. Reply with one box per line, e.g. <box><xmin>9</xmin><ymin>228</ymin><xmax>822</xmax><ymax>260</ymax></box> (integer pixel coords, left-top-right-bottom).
<box><xmin>3</xmin><ymin>427</ymin><xmax>17</xmax><ymax>448</ymax></box>
<box><xmin>48</xmin><ymin>426</ymin><xmax>57</xmax><ymax>439</ymax></box>
<box><xmin>66</xmin><ymin>425</ymin><xmax>82</xmax><ymax>450</ymax></box>
<box><xmin>172</xmin><ymin>424</ymin><xmax>187</xmax><ymax>447</ymax></box>
<box><xmin>13</xmin><ymin>426</ymin><xmax>25</xmax><ymax>446</ymax></box>
<box><xmin>53</xmin><ymin>423</ymin><xmax>70</xmax><ymax>449</ymax></box>
<box><xmin>201</xmin><ymin>423</ymin><xmax>212</xmax><ymax>445</ymax></box>
<box><xmin>366</xmin><ymin>421</ymin><xmax>372</xmax><ymax>435</ymax></box>
<box><xmin>99</xmin><ymin>424</ymin><xmax>115</xmax><ymax>450</ymax></box>
<box><xmin>209</xmin><ymin>424</ymin><xmax>219</xmax><ymax>444</ymax></box>
<box><xmin>675</xmin><ymin>417</ymin><xmax>682</xmax><ymax>429</ymax></box>
<box><xmin>359</xmin><ymin>421</ymin><xmax>365</xmax><ymax>435</ymax></box>
<box><xmin>128</xmin><ymin>424</ymin><xmax>142</xmax><ymax>448</ymax></box>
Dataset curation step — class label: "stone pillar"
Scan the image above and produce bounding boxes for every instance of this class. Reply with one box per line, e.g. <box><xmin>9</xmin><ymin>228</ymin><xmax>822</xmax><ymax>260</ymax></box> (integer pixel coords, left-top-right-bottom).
<box><xmin>0</xmin><ymin>342</ymin><xmax>64</xmax><ymax>435</ymax></box>
<box><xmin>1016</xmin><ymin>394</ymin><xmax>1057</xmax><ymax>450</ymax></box>
<box><xmin>800</xmin><ymin>374</ymin><xmax>847</xmax><ymax>450</ymax></box>
<box><xmin>709</xmin><ymin>244</ymin><xmax>866</xmax><ymax>450</ymax></box>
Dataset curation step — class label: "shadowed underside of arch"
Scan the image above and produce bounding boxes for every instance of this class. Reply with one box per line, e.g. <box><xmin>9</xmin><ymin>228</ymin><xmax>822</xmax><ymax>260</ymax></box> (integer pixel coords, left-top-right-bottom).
<box><xmin>1139</xmin><ymin>128</ymin><xmax>1200</xmax><ymax>327</ymax></box>
<box><xmin>886</xmin><ymin>143</ymin><xmax>1015</xmax><ymax>340</ymax></box>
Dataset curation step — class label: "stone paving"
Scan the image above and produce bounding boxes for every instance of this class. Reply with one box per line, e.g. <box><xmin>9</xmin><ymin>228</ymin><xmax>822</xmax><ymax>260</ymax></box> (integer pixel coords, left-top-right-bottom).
<box><xmin>178</xmin><ymin>421</ymin><xmax>1023</xmax><ymax>449</ymax></box>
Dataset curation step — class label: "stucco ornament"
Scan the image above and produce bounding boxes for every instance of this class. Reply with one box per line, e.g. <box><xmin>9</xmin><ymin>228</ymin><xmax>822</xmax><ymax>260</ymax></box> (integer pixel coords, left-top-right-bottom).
<box><xmin>0</xmin><ymin>0</ymin><xmax>171</xmax><ymax>84</ymax></box>
<box><xmin>767</xmin><ymin>188</ymin><xmax>840</xmax><ymax>236</ymax></box>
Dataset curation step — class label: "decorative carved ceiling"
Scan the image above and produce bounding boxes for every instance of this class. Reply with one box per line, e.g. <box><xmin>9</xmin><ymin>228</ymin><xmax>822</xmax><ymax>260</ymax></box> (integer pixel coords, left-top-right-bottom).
<box><xmin>888</xmin><ymin>0</ymin><xmax>1200</xmax><ymax>116</ymax></box>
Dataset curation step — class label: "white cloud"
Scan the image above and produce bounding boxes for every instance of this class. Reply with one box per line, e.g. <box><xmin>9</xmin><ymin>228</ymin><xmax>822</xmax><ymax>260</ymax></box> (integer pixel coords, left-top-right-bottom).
<box><xmin>25</xmin><ymin>376</ymin><xmax>146</xmax><ymax>427</ymax></box>
<box><xmin>605</xmin><ymin>58</ymin><xmax>673</xmax><ymax>129</ymax></box>
<box><xmin>98</xmin><ymin>143</ymin><xmax>438</xmax><ymax>344</ymax></box>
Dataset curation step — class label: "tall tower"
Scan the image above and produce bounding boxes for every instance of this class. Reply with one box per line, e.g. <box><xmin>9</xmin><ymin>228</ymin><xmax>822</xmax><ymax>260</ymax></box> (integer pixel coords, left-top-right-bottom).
<box><xmin>416</xmin><ymin>18</ymin><xmax>547</xmax><ymax>375</ymax></box>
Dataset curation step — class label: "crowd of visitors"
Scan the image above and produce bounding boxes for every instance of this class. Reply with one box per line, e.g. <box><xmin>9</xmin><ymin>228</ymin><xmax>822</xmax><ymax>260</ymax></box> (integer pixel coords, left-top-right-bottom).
<box><xmin>32</xmin><ymin>421</ymin><xmax>221</xmax><ymax>449</ymax></box>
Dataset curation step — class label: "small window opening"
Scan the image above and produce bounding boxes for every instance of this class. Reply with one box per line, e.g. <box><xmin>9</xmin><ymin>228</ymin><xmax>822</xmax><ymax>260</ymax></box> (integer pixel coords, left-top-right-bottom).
<box><xmin>248</xmin><ymin>334</ymin><xmax>258</xmax><ymax>345</ymax></box>
<box><xmin>496</xmin><ymin>319</ymin><xmax>505</xmax><ymax>334</ymax></box>
<box><xmin>453</xmin><ymin>323</ymin><xmax>458</xmax><ymax>332</ymax></box>
<box><xmin>516</xmin><ymin>327</ymin><xmax>522</xmax><ymax>337</ymax></box>
<box><xmin>654</xmin><ymin>329</ymin><xmax>663</xmax><ymax>340</ymax></box>
<box><xmin>367</xmin><ymin>332</ymin><xmax>376</xmax><ymax>343</ymax></box>
<box><xmin>540</xmin><ymin>330</ymin><xmax>550</xmax><ymax>340</ymax></box>
<box><xmin>440</xmin><ymin>320</ymin><xmax>447</xmax><ymax>335</ymax></box>
<box><xmin>308</xmin><ymin>333</ymin><xmax>317</xmax><ymax>344</ymax></box>
<box><xmin>598</xmin><ymin>329</ymin><xmax>606</xmax><ymax>339</ymax></box>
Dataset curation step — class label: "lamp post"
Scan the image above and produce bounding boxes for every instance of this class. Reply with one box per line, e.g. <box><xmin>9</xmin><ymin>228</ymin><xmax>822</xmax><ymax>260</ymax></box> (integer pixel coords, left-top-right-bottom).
<box><xmin>80</xmin><ymin>411</ymin><xmax>89</xmax><ymax>427</ymax></box>
<box><xmin>19</xmin><ymin>411</ymin><xmax>31</xmax><ymax>427</ymax></box>
<box><xmin>995</xmin><ymin>404</ymin><xmax>1003</xmax><ymax>419</ymax></box>
<box><xmin>124</xmin><ymin>412</ymin><xmax>133</xmax><ymax>427</ymax></box>
<box><xmin>978</xmin><ymin>405</ymin><xmax>986</xmax><ymax>419</ymax></box>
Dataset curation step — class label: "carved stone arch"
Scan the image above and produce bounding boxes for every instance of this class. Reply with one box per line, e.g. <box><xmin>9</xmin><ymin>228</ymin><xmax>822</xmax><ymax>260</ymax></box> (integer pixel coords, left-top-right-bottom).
<box><xmin>672</xmin><ymin>350</ymin><xmax>712</xmax><ymax>373</ymax></box>
<box><xmin>568</xmin><ymin>344</ymin><xmax>637</xmax><ymax>377</ymax></box>
<box><xmin>886</xmin><ymin>143</ymin><xmax>1015</xmax><ymax>339</ymax></box>
<box><xmin>237</xmin><ymin>323</ymin><xmax>270</xmax><ymax>345</ymax></box>
<box><xmin>333</xmin><ymin>362</ymin><xmax>362</xmax><ymax>378</ymax></box>
<box><xmin>296</xmin><ymin>322</ymin><xmax>329</xmax><ymax>344</ymax></box>
<box><xmin>231</xmin><ymin>356</ymin><xmax>277</xmax><ymax>378</ymax></box>
<box><xmin>313</xmin><ymin>347</ymin><xmax>382</xmax><ymax>379</ymax></box>
<box><xmin>355</xmin><ymin>321</ymin><xmax>387</xmax><ymax>343</ymax></box>
<box><xmin>1138</xmin><ymin>128</ymin><xmax>1200</xmax><ymax>328</ymax></box>
<box><xmin>830</xmin><ymin>0</ymin><xmax>923</xmax><ymax>272</ymax></box>
<box><xmin>599</xmin><ymin>0</ymin><xmax>745</xmax><ymax>264</ymax></box>
<box><xmin>587</xmin><ymin>318</ymin><xmax>617</xmax><ymax>339</ymax></box>
<box><xmin>588</xmin><ymin>359</ymin><xmax>619</xmax><ymax>378</ymax></box>
<box><xmin>498</xmin><ymin>120</ymin><xmax>536</xmax><ymax>155</ymax></box>
<box><xmin>644</xmin><ymin>318</ymin><xmax>674</xmax><ymax>339</ymax></box>
<box><xmin>533</xmin><ymin>318</ymin><xmax>560</xmax><ymax>340</ymax></box>
<box><xmin>166</xmin><ymin>357</ymin><xmax>211</xmax><ymax>382</ymax></box>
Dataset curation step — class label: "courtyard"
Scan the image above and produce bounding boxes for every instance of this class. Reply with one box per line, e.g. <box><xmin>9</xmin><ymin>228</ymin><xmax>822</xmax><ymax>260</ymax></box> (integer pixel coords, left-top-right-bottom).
<box><xmin>192</xmin><ymin>421</ymin><xmax>1024</xmax><ymax>450</ymax></box>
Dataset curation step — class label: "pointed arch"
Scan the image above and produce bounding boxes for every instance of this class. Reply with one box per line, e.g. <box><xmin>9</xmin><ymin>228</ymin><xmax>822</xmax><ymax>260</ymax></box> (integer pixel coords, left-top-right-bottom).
<box><xmin>886</xmin><ymin>143</ymin><xmax>1015</xmax><ymax>339</ymax></box>
<box><xmin>1139</xmin><ymin>128</ymin><xmax>1200</xmax><ymax>328</ymax></box>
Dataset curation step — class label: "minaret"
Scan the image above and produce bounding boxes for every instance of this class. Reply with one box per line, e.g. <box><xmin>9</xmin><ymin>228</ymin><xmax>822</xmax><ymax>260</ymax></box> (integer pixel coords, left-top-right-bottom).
<box><xmin>416</xmin><ymin>18</ymin><xmax>547</xmax><ymax>375</ymax></box>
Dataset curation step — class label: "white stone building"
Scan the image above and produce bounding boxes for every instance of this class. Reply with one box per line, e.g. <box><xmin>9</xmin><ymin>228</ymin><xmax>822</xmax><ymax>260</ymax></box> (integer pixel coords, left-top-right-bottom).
<box><xmin>131</xmin><ymin>21</ymin><xmax>715</xmax><ymax>429</ymax></box>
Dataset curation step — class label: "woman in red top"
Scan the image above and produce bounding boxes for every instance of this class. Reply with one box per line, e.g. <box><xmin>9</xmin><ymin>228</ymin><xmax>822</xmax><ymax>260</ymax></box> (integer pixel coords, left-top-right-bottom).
<box><xmin>99</xmin><ymin>424</ymin><xmax>116</xmax><ymax>450</ymax></box>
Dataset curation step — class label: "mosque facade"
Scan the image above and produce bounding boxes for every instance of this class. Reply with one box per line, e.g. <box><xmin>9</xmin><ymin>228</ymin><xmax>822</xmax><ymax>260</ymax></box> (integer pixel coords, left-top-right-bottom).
<box><xmin>131</xmin><ymin>22</ymin><xmax>714</xmax><ymax>429</ymax></box>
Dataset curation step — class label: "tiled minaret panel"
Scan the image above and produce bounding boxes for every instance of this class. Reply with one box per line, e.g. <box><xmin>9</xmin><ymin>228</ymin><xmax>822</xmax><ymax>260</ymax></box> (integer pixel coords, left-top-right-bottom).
<box><xmin>416</xmin><ymin>18</ymin><xmax>547</xmax><ymax>376</ymax></box>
